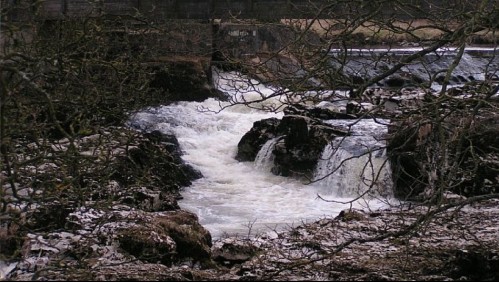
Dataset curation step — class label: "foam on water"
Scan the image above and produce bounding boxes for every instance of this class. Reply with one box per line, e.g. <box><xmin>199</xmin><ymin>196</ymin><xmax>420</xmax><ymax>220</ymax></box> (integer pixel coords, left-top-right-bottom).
<box><xmin>130</xmin><ymin>71</ymin><xmax>391</xmax><ymax>238</ymax></box>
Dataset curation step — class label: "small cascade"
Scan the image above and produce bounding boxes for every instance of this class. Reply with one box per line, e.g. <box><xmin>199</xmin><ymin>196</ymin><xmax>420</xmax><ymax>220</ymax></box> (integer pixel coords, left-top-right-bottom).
<box><xmin>254</xmin><ymin>137</ymin><xmax>281</xmax><ymax>172</ymax></box>
<box><xmin>313</xmin><ymin>119</ymin><xmax>393</xmax><ymax>198</ymax></box>
<box><xmin>328</xmin><ymin>47</ymin><xmax>498</xmax><ymax>88</ymax></box>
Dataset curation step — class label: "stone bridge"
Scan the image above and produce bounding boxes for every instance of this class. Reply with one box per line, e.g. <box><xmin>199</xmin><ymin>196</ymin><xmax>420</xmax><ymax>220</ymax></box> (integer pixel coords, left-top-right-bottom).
<box><xmin>2</xmin><ymin>0</ymin><xmax>494</xmax><ymax>100</ymax></box>
<box><xmin>3</xmin><ymin>1</ymin><xmax>316</xmax><ymax>56</ymax></box>
<box><xmin>33</xmin><ymin>0</ymin><xmax>324</xmax><ymax>20</ymax></box>
<box><xmin>2</xmin><ymin>1</ymin><xmax>493</xmax><ymax>59</ymax></box>
<box><xmin>4</xmin><ymin>1</ymin><xmax>494</xmax><ymax>64</ymax></box>
<box><xmin>4</xmin><ymin>0</ymin><xmax>458</xmax><ymax>21</ymax></box>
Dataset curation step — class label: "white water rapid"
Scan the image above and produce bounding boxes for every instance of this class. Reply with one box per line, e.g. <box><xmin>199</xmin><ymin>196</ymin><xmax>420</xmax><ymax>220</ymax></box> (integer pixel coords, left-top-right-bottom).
<box><xmin>130</xmin><ymin>70</ymin><xmax>392</xmax><ymax>238</ymax></box>
<box><xmin>313</xmin><ymin>119</ymin><xmax>393</xmax><ymax>198</ymax></box>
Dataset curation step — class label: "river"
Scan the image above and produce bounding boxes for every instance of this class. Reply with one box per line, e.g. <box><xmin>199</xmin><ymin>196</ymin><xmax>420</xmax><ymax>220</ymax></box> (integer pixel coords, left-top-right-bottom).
<box><xmin>130</xmin><ymin>70</ymin><xmax>393</xmax><ymax>238</ymax></box>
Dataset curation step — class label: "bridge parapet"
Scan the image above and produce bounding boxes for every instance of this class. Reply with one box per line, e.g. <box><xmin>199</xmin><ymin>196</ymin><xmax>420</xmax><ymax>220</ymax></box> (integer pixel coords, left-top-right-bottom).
<box><xmin>2</xmin><ymin>0</ymin><xmax>347</xmax><ymax>21</ymax></box>
<box><xmin>3</xmin><ymin>0</ymin><xmax>486</xmax><ymax>22</ymax></box>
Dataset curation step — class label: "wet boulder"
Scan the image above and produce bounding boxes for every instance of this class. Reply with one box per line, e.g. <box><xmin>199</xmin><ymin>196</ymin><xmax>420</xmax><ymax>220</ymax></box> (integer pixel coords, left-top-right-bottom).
<box><xmin>386</xmin><ymin>118</ymin><xmax>429</xmax><ymax>199</ymax></box>
<box><xmin>149</xmin><ymin>57</ymin><xmax>227</xmax><ymax>102</ymax></box>
<box><xmin>154</xmin><ymin>210</ymin><xmax>212</xmax><ymax>261</ymax></box>
<box><xmin>117</xmin><ymin>210</ymin><xmax>212</xmax><ymax>265</ymax></box>
<box><xmin>111</xmin><ymin>130</ymin><xmax>202</xmax><ymax>210</ymax></box>
<box><xmin>236</xmin><ymin>118</ymin><xmax>281</xmax><ymax>161</ymax></box>
<box><xmin>112</xmin><ymin>131</ymin><xmax>202</xmax><ymax>192</ymax></box>
<box><xmin>272</xmin><ymin>115</ymin><xmax>341</xmax><ymax>177</ymax></box>
<box><xmin>236</xmin><ymin>109</ymin><xmax>348</xmax><ymax>179</ymax></box>
<box><xmin>387</xmin><ymin>103</ymin><xmax>499</xmax><ymax>200</ymax></box>
<box><xmin>118</xmin><ymin>225</ymin><xmax>177</xmax><ymax>265</ymax></box>
<box><xmin>212</xmin><ymin>239</ymin><xmax>259</xmax><ymax>267</ymax></box>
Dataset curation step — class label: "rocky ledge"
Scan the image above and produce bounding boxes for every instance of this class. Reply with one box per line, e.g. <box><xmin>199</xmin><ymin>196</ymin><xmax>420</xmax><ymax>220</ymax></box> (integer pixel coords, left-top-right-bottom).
<box><xmin>2</xmin><ymin>78</ymin><xmax>498</xmax><ymax>281</ymax></box>
<box><xmin>2</xmin><ymin>118</ymin><xmax>498</xmax><ymax>281</ymax></box>
<box><xmin>2</xmin><ymin>192</ymin><xmax>498</xmax><ymax>280</ymax></box>
<box><xmin>0</xmin><ymin>127</ymin><xmax>212</xmax><ymax>280</ymax></box>
<box><xmin>215</xmin><ymin>197</ymin><xmax>499</xmax><ymax>281</ymax></box>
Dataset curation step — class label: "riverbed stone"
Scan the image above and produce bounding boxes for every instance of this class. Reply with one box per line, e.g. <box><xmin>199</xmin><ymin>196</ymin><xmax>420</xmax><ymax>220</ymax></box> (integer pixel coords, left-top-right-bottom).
<box><xmin>149</xmin><ymin>56</ymin><xmax>227</xmax><ymax>102</ymax></box>
<box><xmin>117</xmin><ymin>210</ymin><xmax>212</xmax><ymax>264</ymax></box>
<box><xmin>212</xmin><ymin>239</ymin><xmax>259</xmax><ymax>266</ymax></box>
<box><xmin>272</xmin><ymin>115</ymin><xmax>337</xmax><ymax>177</ymax></box>
<box><xmin>237</xmin><ymin>110</ymin><xmax>348</xmax><ymax>178</ymax></box>
<box><xmin>387</xmin><ymin>96</ymin><xmax>499</xmax><ymax>200</ymax></box>
<box><xmin>118</xmin><ymin>225</ymin><xmax>177</xmax><ymax>265</ymax></box>
<box><xmin>155</xmin><ymin>210</ymin><xmax>213</xmax><ymax>261</ymax></box>
<box><xmin>112</xmin><ymin>130</ymin><xmax>202</xmax><ymax>197</ymax></box>
<box><xmin>236</xmin><ymin>118</ymin><xmax>281</xmax><ymax>161</ymax></box>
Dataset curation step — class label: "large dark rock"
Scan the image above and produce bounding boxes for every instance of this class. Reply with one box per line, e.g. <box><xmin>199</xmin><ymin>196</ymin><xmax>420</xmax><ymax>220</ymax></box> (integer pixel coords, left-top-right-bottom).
<box><xmin>111</xmin><ymin>130</ymin><xmax>202</xmax><ymax>210</ymax></box>
<box><xmin>25</xmin><ymin>202</ymin><xmax>74</xmax><ymax>231</ymax></box>
<box><xmin>448</xmin><ymin>247</ymin><xmax>499</xmax><ymax>281</ymax></box>
<box><xmin>278</xmin><ymin>115</ymin><xmax>309</xmax><ymax>146</ymax></box>
<box><xmin>213</xmin><ymin>240</ymin><xmax>259</xmax><ymax>267</ymax></box>
<box><xmin>236</xmin><ymin>109</ymin><xmax>348</xmax><ymax>178</ymax></box>
<box><xmin>116</xmin><ymin>210</ymin><xmax>212</xmax><ymax>265</ymax></box>
<box><xmin>455</xmin><ymin>115</ymin><xmax>499</xmax><ymax>196</ymax></box>
<box><xmin>149</xmin><ymin>57</ymin><xmax>227</xmax><ymax>102</ymax></box>
<box><xmin>236</xmin><ymin>118</ymin><xmax>281</xmax><ymax>161</ymax></box>
<box><xmin>387</xmin><ymin>100</ymin><xmax>499</xmax><ymax>200</ymax></box>
<box><xmin>118</xmin><ymin>225</ymin><xmax>177</xmax><ymax>265</ymax></box>
<box><xmin>272</xmin><ymin>115</ymin><xmax>343</xmax><ymax>177</ymax></box>
<box><xmin>387</xmin><ymin>119</ymin><xmax>429</xmax><ymax>199</ymax></box>
<box><xmin>155</xmin><ymin>210</ymin><xmax>212</xmax><ymax>261</ymax></box>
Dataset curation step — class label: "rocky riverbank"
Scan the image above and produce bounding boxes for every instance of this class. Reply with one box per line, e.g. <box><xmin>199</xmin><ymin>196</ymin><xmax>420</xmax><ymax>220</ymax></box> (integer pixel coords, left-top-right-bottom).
<box><xmin>2</xmin><ymin>8</ymin><xmax>497</xmax><ymax>279</ymax></box>
<box><xmin>2</xmin><ymin>64</ymin><xmax>498</xmax><ymax>281</ymax></box>
<box><xmin>2</xmin><ymin>80</ymin><xmax>498</xmax><ymax>280</ymax></box>
<box><xmin>3</xmin><ymin>176</ymin><xmax>498</xmax><ymax>281</ymax></box>
<box><xmin>215</xmin><ymin>197</ymin><xmax>499</xmax><ymax>281</ymax></box>
<box><xmin>0</xmin><ymin>127</ymin><xmax>211</xmax><ymax>280</ymax></box>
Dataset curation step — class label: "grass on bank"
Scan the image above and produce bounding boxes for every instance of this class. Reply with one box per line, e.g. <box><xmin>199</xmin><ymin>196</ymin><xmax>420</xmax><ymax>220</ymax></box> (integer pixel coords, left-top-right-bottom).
<box><xmin>281</xmin><ymin>19</ymin><xmax>498</xmax><ymax>46</ymax></box>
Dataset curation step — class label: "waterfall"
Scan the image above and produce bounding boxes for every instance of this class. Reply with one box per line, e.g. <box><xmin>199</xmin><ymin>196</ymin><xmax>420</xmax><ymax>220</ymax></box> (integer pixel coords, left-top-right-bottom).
<box><xmin>313</xmin><ymin>119</ymin><xmax>393</xmax><ymax>198</ymax></box>
<box><xmin>328</xmin><ymin>47</ymin><xmax>498</xmax><ymax>89</ymax></box>
<box><xmin>129</xmin><ymin>71</ymin><xmax>391</xmax><ymax>238</ymax></box>
<box><xmin>254</xmin><ymin>137</ymin><xmax>281</xmax><ymax>172</ymax></box>
<box><xmin>314</xmin><ymin>137</ymin><xmax>392</xmax><ymax>198</ymax></box>
<box><xmin>127</xmin><ymin>47</ymin><xmax>497</xmax><ymax>238</ymax></box>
